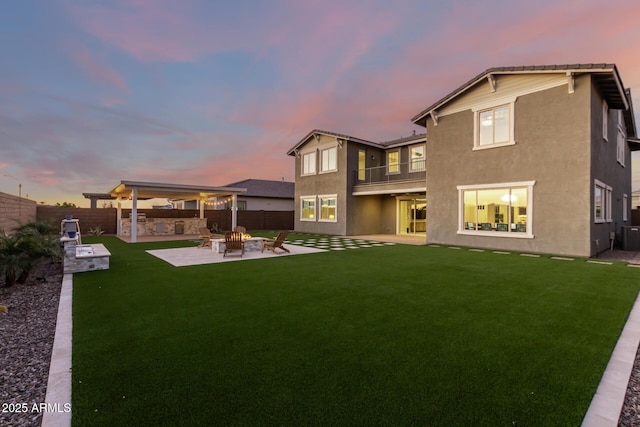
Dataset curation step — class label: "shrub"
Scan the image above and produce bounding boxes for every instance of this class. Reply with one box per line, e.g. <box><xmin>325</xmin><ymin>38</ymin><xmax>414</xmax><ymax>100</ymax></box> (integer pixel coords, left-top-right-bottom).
<box><xmin>0</xmin><ymin>222</ymin><xmax>61</xmax><ymax>287</ymax></box>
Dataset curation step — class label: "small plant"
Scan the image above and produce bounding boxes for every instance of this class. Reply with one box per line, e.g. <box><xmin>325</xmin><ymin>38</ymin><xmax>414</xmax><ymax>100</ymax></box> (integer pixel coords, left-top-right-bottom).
<box><xmin>89</xmin><ymin>226</ymin><xmax>105</xmax><ymax>236</ymax></box>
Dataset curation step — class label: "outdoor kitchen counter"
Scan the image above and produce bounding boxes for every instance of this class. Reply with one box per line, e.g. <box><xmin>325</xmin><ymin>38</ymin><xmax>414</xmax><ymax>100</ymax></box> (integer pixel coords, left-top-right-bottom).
<box><xmin>120</xmin><ymin>217</ymin><xmax>206</xmax><ymax>236</ymax></box>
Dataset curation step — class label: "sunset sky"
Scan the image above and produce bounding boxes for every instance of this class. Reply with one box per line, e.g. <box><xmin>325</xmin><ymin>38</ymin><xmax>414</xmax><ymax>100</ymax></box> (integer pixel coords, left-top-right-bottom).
<box><xmin>2</xmin><ymin>0</ymin><xmax>640</xmax><ymax>207</ymax></box>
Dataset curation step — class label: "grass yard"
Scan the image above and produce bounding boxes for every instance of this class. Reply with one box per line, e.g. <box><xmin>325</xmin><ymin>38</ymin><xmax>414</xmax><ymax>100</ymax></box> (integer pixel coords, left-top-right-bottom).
<box><xmin>72</xmin><ymin>235</ymin><xmax>640</xmax><ymax>426</ymax></box>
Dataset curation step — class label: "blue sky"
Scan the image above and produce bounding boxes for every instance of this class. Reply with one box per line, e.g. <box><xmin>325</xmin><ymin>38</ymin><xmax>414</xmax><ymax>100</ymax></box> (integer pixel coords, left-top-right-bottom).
<box><xmin>1</xmin><ymin>0</ymin><xmax>640</xmax><ymax>206</ymax></box>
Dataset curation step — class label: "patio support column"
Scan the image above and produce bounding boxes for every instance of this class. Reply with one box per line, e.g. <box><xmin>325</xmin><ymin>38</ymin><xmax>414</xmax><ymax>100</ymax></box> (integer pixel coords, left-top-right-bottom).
<box><xmin>131</xmin><ymin>187</ymin><xmax>138</xmax><ymax>243</ymax></box>
<box><xmin>199</xmin><ymin>196</ymin><xmax>205</xmax><ymax>219</ymax></box>
<box><xmin>231</xmin><ymin>193</ymin><xmax>238</xmax><ymax>230</ymax></box>
<box><xmin>116</xmin><ymin>198</ymin><xmax>122</xmax><ymax>236</ymax></box>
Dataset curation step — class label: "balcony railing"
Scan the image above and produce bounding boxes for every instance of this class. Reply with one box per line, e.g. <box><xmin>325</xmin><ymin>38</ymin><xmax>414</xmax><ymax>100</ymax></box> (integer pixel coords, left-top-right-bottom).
<box><xmin>355</xmin><ymin>161</ymin><xmax>426</xmax><ymax>185</ymax></box>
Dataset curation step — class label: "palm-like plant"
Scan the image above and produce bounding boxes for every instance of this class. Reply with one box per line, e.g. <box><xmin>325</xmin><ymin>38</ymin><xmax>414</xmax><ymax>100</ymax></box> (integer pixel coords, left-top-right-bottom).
<box><xmin>0</xmin><ymin>221</ymin><xmax>61</xmax><ymax>287</ymax></box>
<box><xmin>0</xmin><ymin>234</ymin><xmax>28</xmax><ymax>287</ymax></box>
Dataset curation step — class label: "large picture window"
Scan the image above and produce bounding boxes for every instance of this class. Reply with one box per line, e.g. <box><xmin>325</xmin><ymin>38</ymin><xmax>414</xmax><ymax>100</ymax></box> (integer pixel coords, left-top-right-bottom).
<box><xmin>300</xmin><ymin>197</ymin><xmax>316</xmax><ymax>221</ymax></box>
<box><xmin>458</xmin><ymin>181</ymin><xmax>534</xmax><ymax>238</ymax></box>
<box><xmin>302</xmin><ymin>152</ymin><xmax>316</xmax><ymax>175</ymax></box>
<box><xmin>320</xmin><ymin>147</ymin><xmax>337</xmax><ymax>172</ymax></box>
<box><xmin>319</xmin><ymin>195</ymin><xmax>337</xmax><ymax>222</ymax></box>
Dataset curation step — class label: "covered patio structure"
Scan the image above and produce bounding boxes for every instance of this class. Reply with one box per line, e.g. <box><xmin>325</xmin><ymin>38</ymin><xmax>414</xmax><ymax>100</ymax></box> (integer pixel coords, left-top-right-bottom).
<box><xmin>107</xmin><ymin>180</ymin><xmax>246</xmax><ymax>243</ymax></box>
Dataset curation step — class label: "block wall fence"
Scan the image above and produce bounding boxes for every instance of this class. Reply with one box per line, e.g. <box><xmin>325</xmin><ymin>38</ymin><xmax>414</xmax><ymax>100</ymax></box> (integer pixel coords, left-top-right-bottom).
<box><xmin>0</xmin><ymin>192</ymin><xmax>37</xmax><ymax>234</ymax></box>
<box><xmin>36</xmin><ymin>207</ymin><xmax>294</xmax><ymax>235</ymax></box>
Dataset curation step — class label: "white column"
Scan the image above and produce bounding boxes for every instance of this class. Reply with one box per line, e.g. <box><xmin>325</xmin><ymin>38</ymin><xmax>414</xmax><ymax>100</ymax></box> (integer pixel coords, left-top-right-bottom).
<box><xmin>231</xmin><ymin>193</ymin><xmax>238</xmax><ymax>230</ymax></box>
<box><xmin>199</xmin><ymin>197</ymin><xmax>205</xmax><ymax>219</ymax></box>
<box><xmin>131</xmin><ymin>187</ymin><xmax>138</xmax><ymax>243</ymax></box>
<box><xmin>116</xmin><ymin>198</ymin><xmax>122</xmax><ymax>236</ymax></box>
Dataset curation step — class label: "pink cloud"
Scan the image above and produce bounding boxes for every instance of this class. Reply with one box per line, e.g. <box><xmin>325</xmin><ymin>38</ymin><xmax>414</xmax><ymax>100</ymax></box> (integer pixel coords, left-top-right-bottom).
<box><xmin>67</xmin><ymin>0</ymin><xmax>234</xmax><ymax>62</ymax></box>
<box><xmin>66</xmin><ymin>42</ymin><xmax>128</xmax><ymax>93</ymax></box>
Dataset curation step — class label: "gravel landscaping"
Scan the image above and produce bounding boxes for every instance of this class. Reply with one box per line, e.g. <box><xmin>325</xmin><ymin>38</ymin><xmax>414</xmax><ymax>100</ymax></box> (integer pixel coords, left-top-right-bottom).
<box><xmin>0</xmin><ymin>260</ymin><xmax>63</xmax><ymax>427</ymax></box>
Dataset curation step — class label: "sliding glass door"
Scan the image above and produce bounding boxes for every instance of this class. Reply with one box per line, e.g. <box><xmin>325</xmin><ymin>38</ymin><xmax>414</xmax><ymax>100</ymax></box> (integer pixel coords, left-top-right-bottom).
<box><xmin>398</xmin><ymin>197</ymin><xmax>426</xmax><ymax>235</ymax></box>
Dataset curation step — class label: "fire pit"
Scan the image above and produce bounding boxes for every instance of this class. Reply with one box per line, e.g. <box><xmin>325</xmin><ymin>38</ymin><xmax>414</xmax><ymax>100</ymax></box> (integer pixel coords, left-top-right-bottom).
<box><xmin>210</xmin><ymin>236</ymin><xmax>264</xmax><ymax>254</ymax></box>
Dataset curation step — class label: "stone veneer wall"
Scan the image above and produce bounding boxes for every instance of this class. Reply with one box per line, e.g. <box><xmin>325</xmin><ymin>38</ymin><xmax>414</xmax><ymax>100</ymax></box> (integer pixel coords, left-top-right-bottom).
<box><xmin>63</xmin><ymin>242</ymin><xmax>110</xmax><ymax>274</ymax></box>
<box><xmin>120</xmin><ymin>218</ymin><xmax>206</xmax><ymax>236</ymax></box>
<box><xmin>0</xmin><ymin>192</ymin><xmax>37</xmax><ymax>234</ymax></box>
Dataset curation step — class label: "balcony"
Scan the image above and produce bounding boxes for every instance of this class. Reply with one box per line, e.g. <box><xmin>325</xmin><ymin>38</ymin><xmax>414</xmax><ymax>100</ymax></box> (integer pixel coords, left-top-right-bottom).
<box><xmin>353</xmin><ymin>161</ymin><xmax>426</xmax><ymax>195</ymax></box>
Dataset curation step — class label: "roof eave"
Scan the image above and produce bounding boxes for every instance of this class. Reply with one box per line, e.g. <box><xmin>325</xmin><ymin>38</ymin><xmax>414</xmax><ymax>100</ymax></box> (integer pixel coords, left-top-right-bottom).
<box><xmin>411</xmin><ymin>64</ymin><xmax>628</xmax><ymax>127</ymax></box>
<box><xmin>287</xmin><ymin>129</ymin><xmax>380</xmax><ymax>155</ymax></box>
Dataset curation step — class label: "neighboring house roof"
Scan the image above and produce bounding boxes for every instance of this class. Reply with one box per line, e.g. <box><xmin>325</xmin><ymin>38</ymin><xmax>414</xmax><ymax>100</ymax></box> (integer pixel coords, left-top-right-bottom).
<box><xmin>224</xmin><ymin>179</ymin><xmax>294</xmax><ymax>199</ymax></box>
<box><xmin>411</xmin><ymin>63</ymin><xmax>636</xmax><ymax>137</ymax></box>
<box><xmin>287</xmin><ymin>128</ymin><xmax>426</xmax><ymax>155</ymax></box>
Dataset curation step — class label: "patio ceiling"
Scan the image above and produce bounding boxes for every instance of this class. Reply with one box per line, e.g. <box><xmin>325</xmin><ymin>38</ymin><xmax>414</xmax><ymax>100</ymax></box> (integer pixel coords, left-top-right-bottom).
<box><xmin>107</xmin><ymin>180</ymin><xmax>247</xmax><ymax>201</ymax></box>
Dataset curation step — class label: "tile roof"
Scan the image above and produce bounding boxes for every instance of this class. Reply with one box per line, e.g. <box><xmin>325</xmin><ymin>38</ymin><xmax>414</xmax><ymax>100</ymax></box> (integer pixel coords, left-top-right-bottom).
<box><xmin>411</xmin><ymin>63</ymin><xmax>634</xmax><ymax>136</ymax></box>
<box><xmin>224</xmin><ymin>179</ymin><xmax>294</xmax><ymax>199</ymax></box>
<box><xmin>287</xmin><ymin>129</ymin><xmax>426</xmax><ymax>155</ymax></box>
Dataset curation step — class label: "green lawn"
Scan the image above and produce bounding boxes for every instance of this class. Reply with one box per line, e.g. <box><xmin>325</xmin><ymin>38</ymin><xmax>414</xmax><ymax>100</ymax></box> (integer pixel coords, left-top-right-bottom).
<box><xmin>72</xmin><ymin>235</ymin><xmax>640</xmax><ymax>426</ymax></box>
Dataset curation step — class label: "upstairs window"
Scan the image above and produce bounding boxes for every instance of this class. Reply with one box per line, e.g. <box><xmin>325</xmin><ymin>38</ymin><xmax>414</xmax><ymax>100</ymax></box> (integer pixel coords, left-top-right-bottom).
<box><xmin>358</xmin><ymin>149</ymin><xmax>366</xmax><ymax>181</ymax></box>
<box><xmin>410</xmin><ymin>145</ymin><xmax>425</xmax><ymax>171</ymax></box>
<box><xmin>302</xmin><ymin>151</ymin><xmax>316</xmax><ymax>175</ymax></box>
<box><xmin>387</xmin><ymin>150</ymin><xmax>400</xmax><ymax>174</ymax></box>
<box><xmin>320</xmin><ymin>147</ymin><xmax>337</xmax><ymax>172</ymax></box>
<box><xmin>473</xmin><ymin>101</ymin><xmax>515</xmax><ymax>150</ymax></box>
<box><xmin>617</xmin><ymin>111</ymin><xmax>626</xmax><ymax>166</ymax></box>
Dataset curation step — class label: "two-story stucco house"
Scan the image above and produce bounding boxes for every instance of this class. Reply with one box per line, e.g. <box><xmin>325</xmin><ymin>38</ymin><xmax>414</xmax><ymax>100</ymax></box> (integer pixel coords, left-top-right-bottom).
<box><xmin>287</xmin><ymin>130</ymin><xmax>427</xmax><ymax>237</ymax></box>
<box><xmin>288</xmin><ymin>64</ymin><xmax>638</xmax><ymax>257</ymax></box>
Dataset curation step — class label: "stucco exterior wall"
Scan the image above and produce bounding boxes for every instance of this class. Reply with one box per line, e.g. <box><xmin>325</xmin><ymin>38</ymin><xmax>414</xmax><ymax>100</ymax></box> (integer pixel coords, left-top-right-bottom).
<box><xmin>426</xmin><ymin>75</ymin><xmax>593</xmax><ymax>256</ymax></box>
<box><xmin>590</xmin><ymin>79</ymin><xmax>633</xmax><ymax>253</ymax></box>
<box><xmin>292</xmin><ymin>133</ymin><xmax>348</xmax><ymax>235</ymax></box>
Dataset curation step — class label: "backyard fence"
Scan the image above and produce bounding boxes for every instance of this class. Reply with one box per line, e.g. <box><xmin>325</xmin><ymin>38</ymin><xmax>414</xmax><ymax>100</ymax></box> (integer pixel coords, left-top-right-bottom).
<box><xmin>0</xmin><ymin>192</ymin><xmax>37</xmax><ymax>234</ymax></box>
<box><xmin>36</xmin><ymin>207</ymin><xmax>293</xmax><ymax>235</ymax></box>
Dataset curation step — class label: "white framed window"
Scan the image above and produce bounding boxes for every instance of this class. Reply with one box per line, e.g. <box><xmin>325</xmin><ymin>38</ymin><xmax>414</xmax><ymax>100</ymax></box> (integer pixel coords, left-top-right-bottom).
<box><xmin>410</xmin><ymin>144</ymin><xmax>425</xmax><ymax>171</ymax></box>
<box><xmin>301</xmin><ymin>151</ymin><xmax>316</xmax><ymax>176</ymax></box>
<box><xmin>594</xmin><ymin>180</ymin><xmax>612</xmax><ymax>223</ymax></box>
<box><xmin>320</xmin><ymin>147</ymin><xmax>337</xmax><ymax>173</ymax></box>
<box><xmin>617</xmin><ymin>111</ymin><xmax>626</xmax><ymax>166</ymax></box>
<box><xmin>300</xmin><ymin>196</ymin><xmax>316</xmax><ymax>221</ymax></box>
<box><xmin>624</xmin><ymin>194</ymin><xmax>629</xmax><ymax>222</ymax></box>
<box><xmin>473</xmin><ymin>100</ymin><xmax>516</xmax><ymax>150</ymax></box>
<box><xmin>319</xmin><ymin>195</ymin><xmax>337</xmax><ymax>222</ymax></box>
<box><xmin>602</xmin><ymin>100</ymin><xmax>609</xmax><ymax>141</ymax></box>
<box><xmin>457</xmin><ymin>181</ymin><xmax>535</xmax><ymax>238</ymax></box>
<box><xmin>387</xmin><ymin>150</ymin><xmax>400</xmax><ymax>174</ymax></box>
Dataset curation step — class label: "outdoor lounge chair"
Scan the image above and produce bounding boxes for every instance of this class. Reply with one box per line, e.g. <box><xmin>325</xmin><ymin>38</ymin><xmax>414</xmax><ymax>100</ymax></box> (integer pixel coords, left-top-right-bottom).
<box><xmin>261</xmin><ymin>231</ymin><xmax>290</xmax><ymax>254</ymax></box>
<box><xmin>198</xmin><ymin>227</ymin><xmax>224</xmax><ymax>248</ymax></box>
<box><xmin>224</xmin><ymin>231</ymin><xmax>245</xmax><ymax>257</ymax></box>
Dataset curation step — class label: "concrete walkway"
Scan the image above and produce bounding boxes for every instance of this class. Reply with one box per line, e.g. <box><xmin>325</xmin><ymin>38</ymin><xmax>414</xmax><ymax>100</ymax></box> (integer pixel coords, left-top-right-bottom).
<box><xmin>582</xmin><ymin>292</ymin><xmax>640</xmax><ymax>426</ymax></box>
<box><xmin>42</xmin><ymin>274</ymin><xmax>73</xmax><ymax>427</ymax></box>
